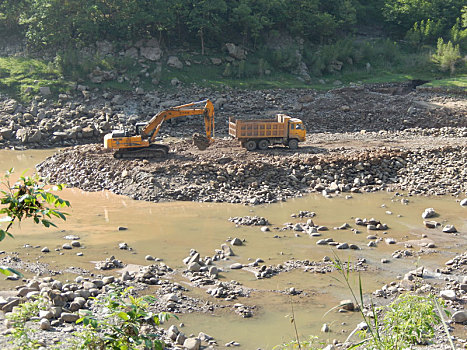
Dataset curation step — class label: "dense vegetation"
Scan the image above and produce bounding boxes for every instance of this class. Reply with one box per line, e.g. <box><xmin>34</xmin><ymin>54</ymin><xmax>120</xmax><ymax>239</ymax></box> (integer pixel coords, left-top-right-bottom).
<box><xmin>1</xmin><ymin>0</ymin><xmax>466</xmax><ymax>51</ymax></box>
<box><xmin>0</xmin><ymin>0</ymin><xmax>466</xmax><ymax>93</ymax></box>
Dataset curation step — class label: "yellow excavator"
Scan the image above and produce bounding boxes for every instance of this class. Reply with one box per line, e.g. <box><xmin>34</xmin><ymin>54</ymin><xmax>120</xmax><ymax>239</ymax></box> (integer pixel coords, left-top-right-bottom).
<box><xmin>104</xmin><ymin>99</ymin><xmax>215</xmax><ymax>158</ymax></box>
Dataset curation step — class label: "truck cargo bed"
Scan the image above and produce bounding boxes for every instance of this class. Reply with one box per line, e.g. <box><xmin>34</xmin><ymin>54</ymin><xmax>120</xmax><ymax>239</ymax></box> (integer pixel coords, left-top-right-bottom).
<box><xmin>229</xmin><ymin>115</ymin><xmax>289</xmax><ymax>139</ymax></box>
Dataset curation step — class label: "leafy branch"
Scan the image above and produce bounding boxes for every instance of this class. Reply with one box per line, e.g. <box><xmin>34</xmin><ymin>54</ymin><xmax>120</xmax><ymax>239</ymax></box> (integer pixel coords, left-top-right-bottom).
<box><xmin>0</xmin><ymin>169</ymin><xmax>70</xmax><ymax>276</ymax></box>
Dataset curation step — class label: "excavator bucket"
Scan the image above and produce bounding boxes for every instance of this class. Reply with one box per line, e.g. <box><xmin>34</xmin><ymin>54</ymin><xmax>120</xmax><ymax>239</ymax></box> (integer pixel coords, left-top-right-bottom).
<box><xmin>192</xmin><ymin>133</ymin><xmax>211</xmax><ymax>150</ymax></box>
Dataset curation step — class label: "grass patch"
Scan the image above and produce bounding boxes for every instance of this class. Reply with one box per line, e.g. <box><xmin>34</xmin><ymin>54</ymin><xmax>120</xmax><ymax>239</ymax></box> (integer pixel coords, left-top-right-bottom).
<box><xmin>0</xmin><ymin>49</ymin><xmax>465</xmax><ymax>101</ymax></box>
<box><xmin>0</xmin><ymin>57</ymin><xmax>70</xmax><ymax>100</ymax></box>
<box><xmin>424</xmin><ymin>75</ymin><xmax>467</xmax><ymax>89</ymax></box>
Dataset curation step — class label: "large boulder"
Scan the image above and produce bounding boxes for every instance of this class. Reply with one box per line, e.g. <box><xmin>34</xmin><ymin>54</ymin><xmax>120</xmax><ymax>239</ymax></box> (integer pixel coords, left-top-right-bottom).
<box><xmin>422</xmin><ymin>208</ymin><xmax>436</xmax><ymax>219</ymax></box>
<box><xmin>16</xmin><ymin>128</ymin><xmax>29</xmax><ymax>142</ymax></box>
<box><xmin>2</xmin><ymin>99</ymin><xmax>18</xmax><ymax>114</ymax></box>
<box><xmin>452</xmin><ymin>311</ymin><xmax>467</xmax><ymax>323</ymax></box>
<box><xmin>96</xmin><ymin>41</ymin><xmax>113</xmax><ymax>55</ymax></box>
<box><xmin>39</xmin><ymin>86</ymin><xmax>51</xmax><ymax>95</ymax></box>
<box><xmin>0</xmin><ymin>128</ymin><xmax>14</xmax><ymax>140</ymax></box>
<box><xmin>28</xmin><ymin>129</ymin><xmax>43</xmax><ymax>143</ymax></box>
<box><xmin>141</xmin><ymin>45</ymin><xmax>162</xmax><ymax>61</ymax></box>
<box><xmin>125</xmin><ymin>47</ymin><xmax>139</xmax><ymax>58</ymax></box>
<box><xmin>183</xmin><ymin>338</ymin><xmax>200</xmax><ymax>350</ymax></box>
<box><xmin>225</xmin><ymin>43</ymin><xmax>246</xmax><ymax>60</ymax></box>
<box><xmin>167</xmin><ymin>56</ymin><xmax>183</xmax><ymax>69</ymax></box>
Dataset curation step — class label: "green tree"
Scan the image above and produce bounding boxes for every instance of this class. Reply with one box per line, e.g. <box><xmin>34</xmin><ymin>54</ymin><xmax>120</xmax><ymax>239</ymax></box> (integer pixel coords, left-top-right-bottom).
<box><xmin>353</xmin><ymin>0</ymin><xmax>385</xmax><ymax>25</ymax></box>
<box><xmin>284</xmin><ymin>0</ymin><xmax>323</xmax><ymax>42</ymax></box>
<box><xmin>0</xmin><ymin>0</ymin><xmax>29</xmax><ymax>32</ymax></box>
<box><xmin>0</xmin><ymin>169</ymin><xmax>70</xmax><ymax>276</ymax></box>
<box><xmin>20</xmin><ymin>0</ymin><xmax>99</xmax><ymax>48</ymax></box>
<box><xmin>231</xmin><ymin>0</ymin><xmax>263</xmax><ymax>47</ymax></box>
<box><xmin>187</xmin><ymin>0</ymin><xmax>227</xmax><ymax>55</ymax></box>
<box><xmin>432</xmin><ymin>38</ymin><xmax>461</xmax><ymax>74</ymax></box>
<box><xmin>405</xmin><ymin>19</ymin><xmax>443</xmax><ymax>47</ymax></box>
<box><xmin>383</xmin><ymin>0</ymin><xmax>466</xmax><ymax>38</ymax></box>
<box><xmin>450</xmin><ymin>8</ymin><xmax>467</xmax><ymax>50</ymax></box>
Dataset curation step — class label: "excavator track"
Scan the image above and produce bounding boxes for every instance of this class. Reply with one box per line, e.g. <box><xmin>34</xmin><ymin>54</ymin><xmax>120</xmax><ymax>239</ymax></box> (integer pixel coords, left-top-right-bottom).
<box><xmin>113</xmin><ymin>144</ymin><xmax>170</xmax><ymax>159</ymax></box>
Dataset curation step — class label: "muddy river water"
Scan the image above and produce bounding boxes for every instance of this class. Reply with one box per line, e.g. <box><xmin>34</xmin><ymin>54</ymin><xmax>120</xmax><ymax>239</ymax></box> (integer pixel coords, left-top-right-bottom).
<box><xmin>1</xmin><ymin>149</ymin><xmax>466</xmax><ymax>349</ymax></box>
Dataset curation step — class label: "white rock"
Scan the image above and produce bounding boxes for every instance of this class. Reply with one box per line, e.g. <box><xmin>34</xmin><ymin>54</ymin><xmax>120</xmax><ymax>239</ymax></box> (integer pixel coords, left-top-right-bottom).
<box><xmin>183</xmin><ymin>338</ymin><xmax>200</xmax><ymax>350</ymax></box>
<box><xmin>452</xmin><ymin>310</ymin><xmax>467</xmax><ymax>323</ymax></box>
<box><xmin>422</xmin><ymin>208</ymin><xmax>436</xmax><ymax>219</ymax></box>
<box><xmin>442</xmin><ymin>225</ymin><xmax>457</xmax><ymax>233</ymax></box>
<box><xmin>40</xmin><ymin>318</ymin><xmax>51</xmax><ymax>330</ymax></box>
<box><xmin>230</xmin><ymin>263</ymin><xmax>243</xmax><ymax>270</ymax></box>
<box><xmin>440</xmin><ymin>290</ymin><xmax>456</xmax><ymax>300</ymax></box>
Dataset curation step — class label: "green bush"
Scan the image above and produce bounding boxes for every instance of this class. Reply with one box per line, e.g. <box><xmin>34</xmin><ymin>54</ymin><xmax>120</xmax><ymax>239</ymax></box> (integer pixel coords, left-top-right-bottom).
<box><xmin>76</xmin><ymin>286</ymin><xmax>172</xmax><ymax>350</ymax></box>
<box><xmin>432</xmin><ymin>38</ymin><xmax>462</xmax><ymax>74</ymax></box>
<box><xmin>6</xmin><ymin>296</ymin><xmax>50</xmax><ymax>350</ymax></box>
<box><xmin>405</xmin><ymin>19</ymin><xmax>444</xmax><ymax>48</ymax></box>
<box><xmin>380</xmin><ymin>293</ymin><xmax>447</xmax><ymax>346</ymax></box>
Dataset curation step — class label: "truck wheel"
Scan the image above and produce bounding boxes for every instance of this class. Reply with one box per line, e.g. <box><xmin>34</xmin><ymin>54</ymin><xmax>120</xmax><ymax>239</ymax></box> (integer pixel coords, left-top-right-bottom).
<box><xmin>288</xmin><ymin>139</ymin><xmax>299</xmax><ymax>149</ymax></box>
<box><xmin>258</xmin><ymin>139</ymin><xmax>269</xmax><ymax>150</ymax></box>
<box><xmin>245</xmin><ymin>140</ymin><xmax>257</xmax><ymax>151</ymax></box>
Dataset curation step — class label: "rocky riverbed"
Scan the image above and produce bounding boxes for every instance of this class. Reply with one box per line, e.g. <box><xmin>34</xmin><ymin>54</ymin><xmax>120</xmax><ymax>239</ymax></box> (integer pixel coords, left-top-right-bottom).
<box><xmin>1</xmin><ymin>237</ymin><xmax>466</xmax><ymax>349</ymax></box>
<box><xmin>15</xmin><ymin>82</ymin><xmax>462</xmax><ymax>205</ymax></box>
<box><xmin>0</xmin><ymin>82</ymin><xmax>466</xmax><ymax>150</ymax></box>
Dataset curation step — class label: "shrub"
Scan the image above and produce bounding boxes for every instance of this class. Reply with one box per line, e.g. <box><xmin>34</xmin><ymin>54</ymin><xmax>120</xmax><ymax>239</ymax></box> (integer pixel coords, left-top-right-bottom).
<box><xmin>76</xmin><ymin>286</ymin><xmax>172</xmax><ymax>350</ymax></box>
<box><xmin>6</xmin><ymin>296</ymin><xmax>50</xmax><ymax>350</ymax></box>
<box><xmin>432</xmin><ymin>38</ymin><xmax>462</xmax><ymax>74</ymax></box>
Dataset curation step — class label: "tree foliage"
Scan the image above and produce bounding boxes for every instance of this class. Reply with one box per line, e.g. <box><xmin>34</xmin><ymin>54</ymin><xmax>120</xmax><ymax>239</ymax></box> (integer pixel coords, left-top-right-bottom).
<box><xmin>383</xmin><ymin>0</ymin><xmax>466</xmax><ymax>38</ymax></box>
<box><xmin>0</xmin><ymin>169</ymin><xmax>70</xmax><ymax>276</ymax></box>
<box><xmin>432</xmin><ymin>38</ymin><xmax>462</xmax><ymax>74</ymax></box>
<box><xmin>1</xmin><ymin>0</ymin><xmax>369</xmax><ymax>49</ymax></box>
<box><xmin>1</xmin><ymin>0</ymin><xmax>465</xmax><ymax>62</ymax></box>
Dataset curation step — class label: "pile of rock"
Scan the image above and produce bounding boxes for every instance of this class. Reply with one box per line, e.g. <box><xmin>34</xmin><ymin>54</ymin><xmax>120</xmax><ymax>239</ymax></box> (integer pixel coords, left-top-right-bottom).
<box><xmin>206</xmin><ymin>280</ymin><xmax>250</xmax><ymax>301</ymax></box>
<box><xmin>182</xmin><ymin>249</ymin><xmax>221</xmax><ymax>285</ymax></box>
<box><xmin>134</xmin><ymin>263</ymin><xmax>173</xmax><ymax>284</ymax></box>
<box><xmin>253</xmin><ymin>258</ymin><xmax>367</xmax><ymax>279</ymax></box>
<box><xmin>228</xmin><ymin>216</ymin><xmax>269</xmax><ymax>226</ymax></box>
<box><xmin>291</xmin><ymin>210</ymin><xmax>316</xmax><ymax>218</ymax></box>
<box><xmin>355</xmin><ymin>217</ymin><xmax>388</xmax><ymax>231</ymax></box>
<box><xmin>95</xmin><ymin>255</ymin><xmax>124</xmax><ymax>270</ymax></box>
<box><xmin>1</xmin><ymin>275</ymin><xmax>116</xmax><ymax>332</ymax></box>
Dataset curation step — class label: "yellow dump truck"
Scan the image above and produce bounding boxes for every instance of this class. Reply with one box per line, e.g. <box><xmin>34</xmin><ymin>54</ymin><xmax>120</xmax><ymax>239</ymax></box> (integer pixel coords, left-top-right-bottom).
<box><xmin>228</xmin><ymin>114</ymin><xmax>306</xmax><ymax>150</ymax></box>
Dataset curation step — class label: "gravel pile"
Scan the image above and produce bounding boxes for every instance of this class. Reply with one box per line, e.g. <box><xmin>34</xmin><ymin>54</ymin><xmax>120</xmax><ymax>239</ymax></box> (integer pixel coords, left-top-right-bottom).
<box><xmin>37</xmin><ymin>143</ymin><xmax>466</xmax><ymax>204</ymax></box>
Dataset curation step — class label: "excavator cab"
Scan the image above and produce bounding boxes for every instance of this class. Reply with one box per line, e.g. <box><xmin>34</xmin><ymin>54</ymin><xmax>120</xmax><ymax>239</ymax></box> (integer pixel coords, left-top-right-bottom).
<box><xmin>135</xmin><ymin>122</ymin><xmax>147</xmax><ymax>135</ymax></box>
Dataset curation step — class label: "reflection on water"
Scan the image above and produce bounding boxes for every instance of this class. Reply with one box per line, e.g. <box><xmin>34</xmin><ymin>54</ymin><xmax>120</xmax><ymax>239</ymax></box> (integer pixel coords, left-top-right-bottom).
<box><xmin>0</xmin><ymin>149</ymin><xmax>465</xmax><ymax>349</ymax></box>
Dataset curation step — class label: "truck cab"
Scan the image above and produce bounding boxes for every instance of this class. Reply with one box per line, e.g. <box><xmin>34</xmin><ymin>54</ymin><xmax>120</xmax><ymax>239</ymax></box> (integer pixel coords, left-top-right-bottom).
<box><xmin>288</xmin><ymin>118</ymin><xmax>306</xmax><ymax>142</ymax></box>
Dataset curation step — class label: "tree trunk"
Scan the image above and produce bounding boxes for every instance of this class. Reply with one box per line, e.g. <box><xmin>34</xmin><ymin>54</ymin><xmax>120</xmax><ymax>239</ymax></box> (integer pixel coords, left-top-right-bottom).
<box><xmin>200</xmin><ymin>27</ymin><xmax>205</xmax><ymax>55</ymax></box>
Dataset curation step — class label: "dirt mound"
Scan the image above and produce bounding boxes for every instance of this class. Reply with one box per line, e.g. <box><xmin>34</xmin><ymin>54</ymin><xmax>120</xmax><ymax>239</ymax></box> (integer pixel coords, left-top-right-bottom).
<box><xmin>36</xmin><ymin>138</ymin><xmax>466</xmax><ymax>204</ymax></box>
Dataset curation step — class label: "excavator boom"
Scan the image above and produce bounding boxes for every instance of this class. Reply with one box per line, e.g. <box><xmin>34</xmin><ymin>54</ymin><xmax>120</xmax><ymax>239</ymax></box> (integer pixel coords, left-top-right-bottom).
<box><xmin>103</xmin><ymin>99</ymin><xmax>215</xmax><ymax>158</ymax></box>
